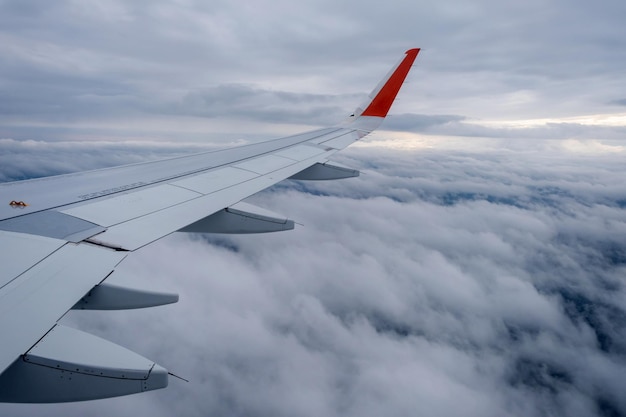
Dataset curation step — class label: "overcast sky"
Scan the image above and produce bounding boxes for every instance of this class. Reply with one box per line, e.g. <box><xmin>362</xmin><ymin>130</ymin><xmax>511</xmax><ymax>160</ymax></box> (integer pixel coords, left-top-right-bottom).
<box><xmin>1</xmin><ymin>0</ymin><xmax>625</xmax><ymax>143</ymax></box>
<box><xmin>1</xmin><ymin>1</ymin><xmax>626</xmax><ymax>416</ymax></box>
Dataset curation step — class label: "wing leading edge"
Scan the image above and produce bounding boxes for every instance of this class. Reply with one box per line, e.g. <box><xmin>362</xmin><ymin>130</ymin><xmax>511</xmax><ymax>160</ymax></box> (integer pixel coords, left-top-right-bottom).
<box><xmin>0</xmin><ymin>48</ymin><xmax>420</xmax><ymax>402</ymax></box>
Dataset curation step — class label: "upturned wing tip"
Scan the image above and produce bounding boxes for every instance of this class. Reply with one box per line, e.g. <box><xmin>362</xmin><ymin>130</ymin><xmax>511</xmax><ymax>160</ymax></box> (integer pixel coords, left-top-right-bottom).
<box><xmin>359</xmin><ymin>48</ymin><xmax>421</xmax><ymax>118</ymax></box>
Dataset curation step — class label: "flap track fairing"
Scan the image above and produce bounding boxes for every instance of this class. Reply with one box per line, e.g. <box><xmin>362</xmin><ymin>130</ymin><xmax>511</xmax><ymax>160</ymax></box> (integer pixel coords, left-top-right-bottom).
<box><xmin>289</xmin><ymin>162</ymin><xmax>359</xmax><ymax>181</ymax></box>
<box><xmin>0</xmin><ymin>325</ymin><xmax>167</xmax><ymax>403</ymax></box>
<box><xmin>179</xmin><ymin>201</ymin><xmax>294</xmax><ymax>234</ymax></box>
<box><xmin>72</xmin><ymin>283</ymin><xmax>179</xmax><ymax>310</ymax></box>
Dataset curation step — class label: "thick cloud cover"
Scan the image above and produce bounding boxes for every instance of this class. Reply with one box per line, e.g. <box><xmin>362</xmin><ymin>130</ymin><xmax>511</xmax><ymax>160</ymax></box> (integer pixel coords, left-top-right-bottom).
<box><xmin>1</xmin><ymin>138</ymin><xmax>625</xmax><ymax>417</ymax></box>
<box><xmin>1</xmin><ymin>0</ymin><xmax>625</xmax><ymax>142</ymax></box>
<box><xmin>1</xmin><ymin>0</ymin><xmax>625</xmax><ymax>415</ymax></box>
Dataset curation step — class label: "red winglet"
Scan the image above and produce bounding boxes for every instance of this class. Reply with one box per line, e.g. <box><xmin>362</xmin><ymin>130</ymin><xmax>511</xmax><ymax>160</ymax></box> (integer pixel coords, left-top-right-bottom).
<box><xmin>361</xmin><ymin>48</ymin><xmax>420</xmax><ymax>118</ymax></box>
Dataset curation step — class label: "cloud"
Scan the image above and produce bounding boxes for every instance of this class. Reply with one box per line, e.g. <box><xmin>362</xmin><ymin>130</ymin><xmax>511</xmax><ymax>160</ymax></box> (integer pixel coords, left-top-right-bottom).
<box><xmin>380</xmin><ymin>113</ymin><xmax>626</xmax><ymax>141</ymax></box>
<box><xmin>1</xmin><ymin>0</ymin><xmax>625</xmax><ymax>142</ymax></box>
<box><xmin>1</xmin><ymin>140</ymin><xmax>625</xmax><ymax>417</ymax></box>
<box><xmin>381</xmin><ymin>113</ymin><xmax>467</xmax><ymax>131</ymax></box>
<box><xmin>161</xmin><ymin>83</ymin><xmax>361</xmax><ymax>125</ymax></box>
<box><xmin>0</xmin><ymin>138</ymin><xmax>216</xmax><ymax>182</ymax></box>
<box><xmin>1</xmin><ymin>0</ymin><xmax>625</xmax><ymax>415</ymax></box>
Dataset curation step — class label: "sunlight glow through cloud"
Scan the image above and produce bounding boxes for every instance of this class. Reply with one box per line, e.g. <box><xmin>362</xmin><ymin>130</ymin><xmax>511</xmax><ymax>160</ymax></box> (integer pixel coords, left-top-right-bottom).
<box><xmin>466</xmin><ymin>112</ymin><xmax>626</xmax><ymax>129</ymax></box>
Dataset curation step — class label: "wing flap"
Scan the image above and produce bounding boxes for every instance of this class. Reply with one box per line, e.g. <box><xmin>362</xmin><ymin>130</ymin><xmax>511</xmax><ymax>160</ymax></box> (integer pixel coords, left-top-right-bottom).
<box><xmin>0</xmin><ymin>237</ymin><xmax>127</xmax><ymax>373</ymax></box>
<box><xmin>0</xmin><ymin>231</ymin><xmax>66</xmax><ymax>289</ymax></box>
<box><xmin>0</xmin><ymin>211</ymin><xmax>105</xmax><ymax>242</ymax></box>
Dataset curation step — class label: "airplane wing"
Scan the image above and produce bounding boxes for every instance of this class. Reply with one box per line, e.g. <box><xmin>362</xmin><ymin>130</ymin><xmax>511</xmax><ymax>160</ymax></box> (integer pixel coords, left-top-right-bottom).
<box><xmin>0</xmin><ymin>48</ymin><xmax>420</xmax><ymax>403</ymax></box>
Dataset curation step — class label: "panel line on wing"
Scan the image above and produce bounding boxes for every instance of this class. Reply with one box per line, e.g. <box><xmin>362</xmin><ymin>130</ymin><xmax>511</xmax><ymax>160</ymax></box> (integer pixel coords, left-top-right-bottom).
<box><xmin>89</xmin><ymin>148</ymin><xmax>338</xmax><ymax>250</ymax></box>
<box><xmin>0</xmin><ymin>231</ymin><xmax>67</xmax><ymax>291</ymax></box>
<box><xmin>316</xmin><ymin>130</ymin><xmax>361</xmax><ymax>150</ymax></box>
<box><xmin>62</xmin><ymin>184</ymin><xmax>202</xmax><ymax>228</ymax></box>
<box><xmin>0</xmin><ymin>243</ymin><xmax>127</xmax><ymax>373</ymax></box>
<box><xmin>232</xmin><ymin>154</ymin><xmax>298</xmax><ymax>175</ymax></box>
<box><xmin>272</xmin><ymin>144</ymin><xmax>329</xmax><ymax>161</ymax></box>
<box><xmin>170</xmin><ymin>166</ymin><xmax>258</xmax><ymax>195</ymax></box>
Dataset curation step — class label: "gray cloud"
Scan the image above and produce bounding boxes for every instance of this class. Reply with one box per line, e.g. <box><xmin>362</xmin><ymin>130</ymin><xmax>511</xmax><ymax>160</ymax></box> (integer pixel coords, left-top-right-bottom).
<box><xmin>0</xmin><ymin>138</ymin><xmax>214</xmax><ymax>181</ymax></box>
<box><xmin>1</xmin><ymin>141</ymin><xmax>625</xmax><ymax>416</ymax></box>
<box><xmin>1</xmin><ymin>0</ymin><xmax>625</xmax><ymax>141</ymax></box>
<box><xmin>381</xmin><ymin>113</ymin><xmax>467</xmax><ymax>131</ymax></box>
<box><xmin>162</xmin><ymin>84</ymin><xmax>360</xmax><ymax>125</ymax></box>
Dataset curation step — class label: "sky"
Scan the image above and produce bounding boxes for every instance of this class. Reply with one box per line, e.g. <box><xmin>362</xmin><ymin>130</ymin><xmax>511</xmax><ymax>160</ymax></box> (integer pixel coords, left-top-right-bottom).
<box><xmin>1</xmin><ymin>0</ymin><xmax>626</xmax><ymax>416</ymax></box>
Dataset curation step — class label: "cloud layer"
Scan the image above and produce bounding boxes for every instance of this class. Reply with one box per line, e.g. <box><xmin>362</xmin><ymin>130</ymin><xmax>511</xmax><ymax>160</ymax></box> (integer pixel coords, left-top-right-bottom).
<box><xmin>1</xmin><ymin>140</ymin><xmax>624</xmax><ymax>417</ymax></box>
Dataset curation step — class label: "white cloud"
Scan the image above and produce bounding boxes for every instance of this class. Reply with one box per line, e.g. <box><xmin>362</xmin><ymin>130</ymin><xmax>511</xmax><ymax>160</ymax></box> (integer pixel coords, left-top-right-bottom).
<box><xmin>3</xmin><ymin>142</ymin><xmax>624</xmax><ymax>416</ymax></box>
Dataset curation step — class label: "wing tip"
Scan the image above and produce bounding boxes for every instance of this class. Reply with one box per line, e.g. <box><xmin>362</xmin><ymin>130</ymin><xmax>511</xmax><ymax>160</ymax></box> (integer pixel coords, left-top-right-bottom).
<box><xmin>359</xmin><ymin>48</ymin><xmax>421</xmax><ymax>118</ymax></box>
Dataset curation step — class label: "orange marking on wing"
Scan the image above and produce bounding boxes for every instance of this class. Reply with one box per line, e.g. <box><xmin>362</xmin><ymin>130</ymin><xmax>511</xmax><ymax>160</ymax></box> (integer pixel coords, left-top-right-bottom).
<box><xmin>361</xmin><ymin>48</ymin><xmax>420</xmax><ymax>118</ymax></box>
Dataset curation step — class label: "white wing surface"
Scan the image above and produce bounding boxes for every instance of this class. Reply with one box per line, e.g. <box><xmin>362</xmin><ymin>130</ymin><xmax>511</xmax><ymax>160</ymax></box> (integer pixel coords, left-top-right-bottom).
<box><xmin>0</xmin><ymin>48</ymin><xmax>420</xmax><ymax>402</ymax></box>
